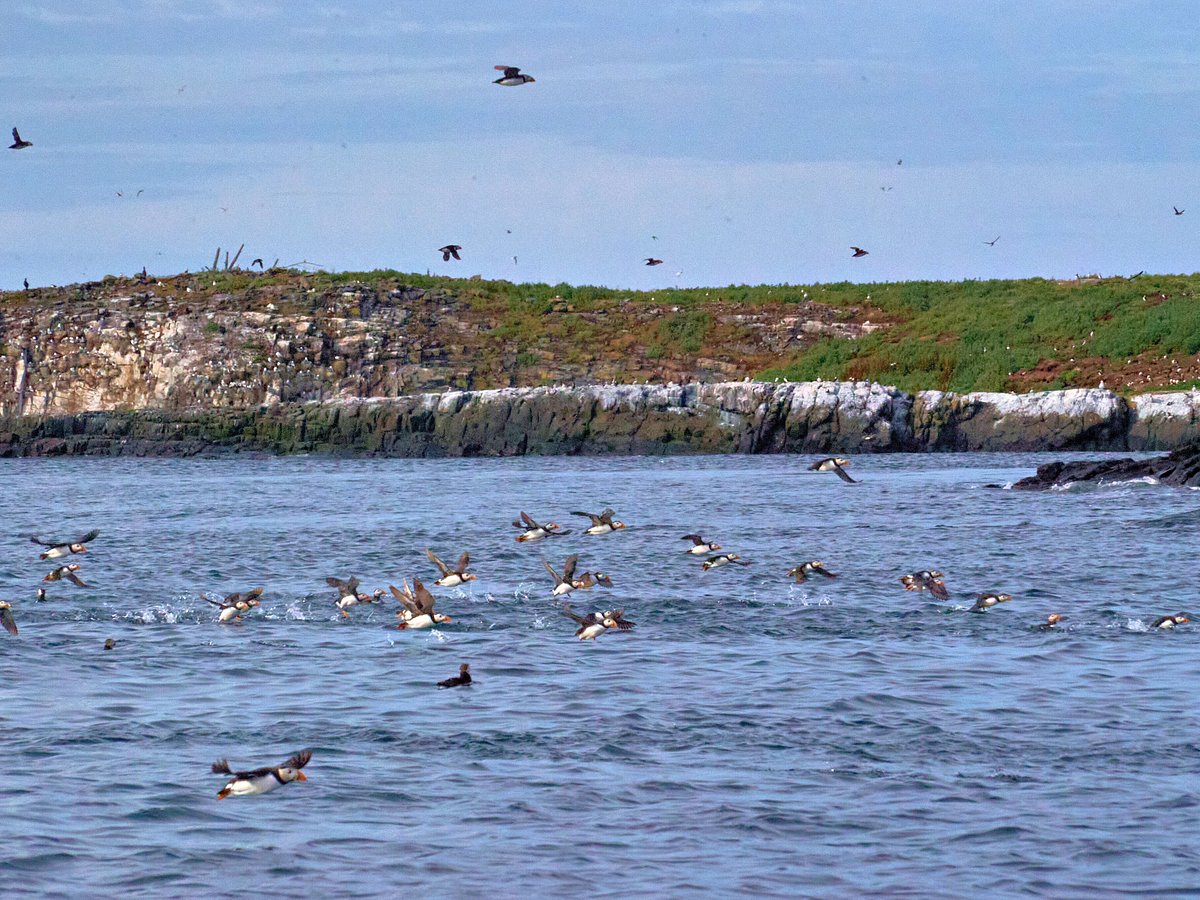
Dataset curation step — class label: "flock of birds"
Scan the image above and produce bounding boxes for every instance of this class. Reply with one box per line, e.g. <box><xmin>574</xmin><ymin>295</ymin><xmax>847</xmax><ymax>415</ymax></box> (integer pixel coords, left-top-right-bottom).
<box><xmin>1</xmin><ymin>453</ymin><xmax>1194</xmax><ymax>798</ymax></box>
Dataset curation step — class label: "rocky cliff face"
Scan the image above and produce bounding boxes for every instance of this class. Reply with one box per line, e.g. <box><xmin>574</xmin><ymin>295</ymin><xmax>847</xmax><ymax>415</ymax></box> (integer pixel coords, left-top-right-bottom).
<box><xmin>3</xmin><ymin>381</ymin><xmax>1200</xmax><ymax>457</ymax></box>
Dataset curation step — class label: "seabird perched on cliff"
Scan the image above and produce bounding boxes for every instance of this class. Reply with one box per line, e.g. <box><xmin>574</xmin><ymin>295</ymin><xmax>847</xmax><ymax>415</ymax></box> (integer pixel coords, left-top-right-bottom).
<box><xmin>439</xmin><ymin>245</ymin><xmax>462</xmax><ymax>262</ymax></box>
<box><xmin>493</xmin><ymin>65</ymin><xmax>536</xmax><ymax>86</ymax></box>
<box><xmin>851</xmin><ymin>246</ymin><xmax>869</xmax><ymax>258</ymax></box>
<box><xmin>9</xmin><ymin>127</ymin><xmax>31</xmax><ymax>150</ymax></box>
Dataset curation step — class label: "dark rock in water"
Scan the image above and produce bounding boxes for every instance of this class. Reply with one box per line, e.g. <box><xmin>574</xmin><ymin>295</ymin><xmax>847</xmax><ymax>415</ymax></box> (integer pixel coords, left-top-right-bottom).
<box><xmin>1011</xmin><ymin>444</ymin><xmax>1200</xmax><ymax>490</ymax></box>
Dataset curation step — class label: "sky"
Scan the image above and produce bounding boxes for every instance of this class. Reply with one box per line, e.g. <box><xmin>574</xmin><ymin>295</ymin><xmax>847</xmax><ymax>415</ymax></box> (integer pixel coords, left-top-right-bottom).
<box><xmin>3</xmin><ymin>0</ymin><xmax>1200</xmax><ymax>290</ymax></box>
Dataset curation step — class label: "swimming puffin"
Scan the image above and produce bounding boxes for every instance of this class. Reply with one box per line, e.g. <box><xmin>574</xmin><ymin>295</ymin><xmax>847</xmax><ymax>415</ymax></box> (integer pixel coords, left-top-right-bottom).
<box><xmin>326</xmin><ymin>576</ymin><xmax>382</xmax><ymax>617</ymax></box>
<box><xmin>809</xmin><ymin>458</ymin><xmax>858</xmax><ymax>483</ymax></box>
<box><xmin>211</xmin><ymin>749</ymin><xmax>311</xmax><ymax>799</ymax></box>
<box><xmin>0</xmin><ymin>601</ymin><xmax>16</xmax><ymax>635</ymax></box>
<box><xmin>562</xmin><ymin>604</ymin><xmax>632</xmax><ymax>640</ymax></box>
<box><xmin>572</xmin><ymin>508</ymin><xmax>626</xmax><ymax>535</ymax></box>
<box><xmin>703</xmin><ymin>552</ymin><xmax>751</xmax><ymax>571</ymax></box>
<box><xmin>426</xmin><ymin>548</ymin><xmax>477</xmax><ymax>587</ymax></box>
<box><xmin>900</xmin><ymin>570</ymin><xmax>949</xmax><ymax>600</ymax></box>
<box><xmin>1036</xmin><ymin>614</ymin><xmax>1064</xmax><ymax>631</ymax></box>
<box><xmin>493</xmin><ymin>65</ymin><xmax>535</xmax><ymax>86</ymax></box>
<box><xmin>43</xmin><ymin>564</ymin><xmax>88</xmax><ymax>587</ymax></box>
<box><xmin>682</xmin><ymin>534</ymin><xmax>720</xmax><ymax>555</ymax></box>
<box><xmin>787</xmin><ymin>560</ymin><xmax>838</xmax><ymax>582</ymax></box>
<box><xmin>203</xmin><ymin>587</ymin><xmax>264</xmax><ymax>623</ymax></box>
<box><xmin>390</xmin><ymin>578</ymin><xmax>452</xmax><ymax>629</ymax></box>
<box><xmin>9</xmin><ymin>127</ymin><xmax>31</xmax><ymax>150</ymax></box>
<box><xmin>28</xmin><ymin>528</ymin><xmax>100</xmax><ymax>560</ymax></box>
<box><xmin>969</xmin><ymin>592</ymin><xmax>1012</xmax><ymax>613</ymax></box>
<box><xmin>438</xmin><ymin>244</ymin><xmax>462</xmax><ymax>261</ymax></box>
<box><xmin>512</xmin><ymin>511</ymin><xmax>571</xmax><ymax>542</ymax></box>
<box><xmin>1151</xmin><ymin>614</ymin><xmax>1190</xmax><ymax>629</ymax></box>
<box><xmin>438</xmin><ymin>663</ymin><xmax>472</xmax><ymax>688</ymax></box>
<box><xmin>35</xmin><ymin>588</ymin><xmax>46</xmax><ymax>602</ymax></box>
<box><xmin>544</xmin><ymin>554</ymin><xmax>581</xmax><ymax>596</ymax></box>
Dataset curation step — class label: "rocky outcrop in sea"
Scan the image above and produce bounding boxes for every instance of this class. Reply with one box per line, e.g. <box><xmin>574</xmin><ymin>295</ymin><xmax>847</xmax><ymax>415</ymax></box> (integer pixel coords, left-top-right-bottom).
<box><xmin>4</xmin><ymin>380</ymin><xmax>1200</xmax><ymax>457</ymax></box>
<box><xmin>1011</xmin><ymin>444</ymin><xmax>1200</xmax><ymax>490</ymax></box>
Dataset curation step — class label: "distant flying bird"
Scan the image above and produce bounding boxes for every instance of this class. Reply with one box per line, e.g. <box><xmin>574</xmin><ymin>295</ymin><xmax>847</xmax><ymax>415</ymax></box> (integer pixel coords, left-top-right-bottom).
<box><xmin>809</xmin><ymin>457</ymin><xmax>858</xmax><ymax>483</ymax></box>
<box><xmin>116</xmin><ymin>191</ymin><xmax>123</xmax><ymax>198</ymax></box>
<box><xmin>493</xmin><ymin>65</ymin><xmax>536</xmax><ymax>86</ymax></box>
<box><xmin>136</xmin><ymin>189</ymin><xmax>143</xmax><ymax>197</ymax></box>
<box><xmin>984</xmin><ymin>236</ymin><xmax>1000</xmax><ymax>246</ymax></box>
<box><xmin>644</xmin><ymin>258</ymin><xmax>664</xmax><ymax>266</ymax></box>
<box><xmin>897</xmin><ymin>159</ymin><xmax>902</xmax><ymax>165</ymax></box>
<box><xmin>439</xmin><ymin>245</ymin><xmax>462</xmax><ymax>262</ymax></box>
<box><xmin>9</xmin><ymin>127</ymin><xmax>31</xmax><ymax>150</ymax></box>
<box><xmin>880</xmin><ymin>186</ymin><xmax>893</xmax><ymax>192</ymax></box>
<box><xmin>1174</xmin><ymin>206</ymin><xmax>1185</xmax><ymax>216</ymax></box>
<box><xmin>851</xmin><ymin>246</ymin><xmax>868</xmax><ymax>258</ymax></box>
<box><xmin>0</xmin><ymin>601</ymin><xmax>16</xmax><ymax>636</ymax></box>
<box><xmin>252</xmin><ymin>258</ymin><xmax>263</xmax><ymax>269</ymax></box>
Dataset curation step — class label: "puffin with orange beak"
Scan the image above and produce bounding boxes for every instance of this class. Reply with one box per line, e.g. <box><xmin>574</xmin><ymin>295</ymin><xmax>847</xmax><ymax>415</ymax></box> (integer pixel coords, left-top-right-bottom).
<box><xmin>211</xmin><ymin>749</ymin><xmax>311</xmax><ymax>799</ymax></box>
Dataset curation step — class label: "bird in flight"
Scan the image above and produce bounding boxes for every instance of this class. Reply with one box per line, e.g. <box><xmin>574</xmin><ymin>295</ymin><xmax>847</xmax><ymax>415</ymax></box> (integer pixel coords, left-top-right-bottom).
<box><xmin>984</xmin><ymin>236</ymin><xmax>1000</xmax><ymax>246</ymax></box>
<box><xmin>494</xmin><ymin>65</ymin><xmax>536</xmax><ymax>86</ymax></box>
<box><xmin>9</xmin><ymin>127</ymin><xmax>31</xmax><ymax>150</ymax></box>
<box><xmin>1174</xmin><ymin>206</ymin><xmax>1185</xmax><ymax>216</ymax></box>
<box><xmin>252</xmin><ymin>258</ymin><xmax>263</xmax><ymax>269</ymax></box>
<box><xmin>439</xmin><ymin>245</ymin><xmax>462</xmax><ymax>261</ymax></box>
<box><xmin>851</xmin><ymin>246</ymin><xmax>869</xmax><ymax>258</ymax></box>
<box><xmin>644</xmin><ymin>258</ymin><xmax>664</xmax><ymax>266</ymax></box>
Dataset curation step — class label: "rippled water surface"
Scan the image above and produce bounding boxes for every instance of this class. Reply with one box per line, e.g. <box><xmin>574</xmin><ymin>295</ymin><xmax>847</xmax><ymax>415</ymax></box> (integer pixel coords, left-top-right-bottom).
<box><xmin>2</xmin><ymin>452</ymin><xmax>1199</xmax><ymax>897</ymax></box>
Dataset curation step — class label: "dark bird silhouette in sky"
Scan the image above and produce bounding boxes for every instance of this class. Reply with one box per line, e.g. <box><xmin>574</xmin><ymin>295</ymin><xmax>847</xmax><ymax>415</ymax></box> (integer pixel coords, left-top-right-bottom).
<box><xmin>644</xmin><ymin>258</ymin><xmax>664</xmax><ymax>266</ymax></box>
<box><xmin>984</xmin><ymin>236</ymin><xmax>1000</xmax><ymax>246</ymax></box>
<box><xmin>1174</xmin><ymin>206</ymin><xmax>1185</xmax><ymax>216</ymax></box>
<box><xmin>851</xmin><ymin>246</ymin><xmax>869</xmax><ymax>257</ymax></box>
<box><xmin>252</xmin><ymin>258</ymin><xmax>263</xmax><ymax>269</ymax></box>
<box><xmin>439</xmin><ymin>245</ymin><xmax>462</xmax><ymax>261</ymax></box>
<box><xmin>9</xmin><ymin>127</ymin><xmax>31</xmax><ymax>150</ymax></box>
<box><xmin>494</xmin><ymin>65</ymin><xmax>536</xmax><ymax>86</ymax></box>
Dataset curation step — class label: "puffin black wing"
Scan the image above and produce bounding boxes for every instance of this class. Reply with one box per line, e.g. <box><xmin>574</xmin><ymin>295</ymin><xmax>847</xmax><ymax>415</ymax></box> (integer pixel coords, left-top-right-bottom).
<box><xmin>66</xmin><ymin>570</ymin><xmax>89</xmax><ymax>587</ymax></box>
<box><xmin>562</xmin><ymin>554</ymin><xmax>579</xmax><ymax>581</ymax></box>
<box><xmin>453</xmin><ymin>552</ymin><xmax>470</xmax><ymax>575</ymax></box>
<box><xmin>832</xmin><ymin>462</ymin><xmax>858</xmax><ymax>484</ymax></box>
<box><xmin>0</xmin><ymin>607</ymin><xmax>16</xmax><ymax>636</ymax></box>
<box><xmin>571</xmin><ymin>511</ymin><xmax>601</xmax><ymax>525</ymax></box>
<box><xmin>326</xmin><ymin>575</ymin><xmax>359</xmax><ymax>595</ymax></box>
<box><xmin>426</xmin><ymin>548</ymin><xmax>451</xmax><ymax>577</ymax></box>
<box><xmin>928</xmin><ymin>580</ymin><xmax>950</xmax><ymax>601</ymax></box>
<box><xmin>562</xmin><ymin>604</ymin><xmax>588</xmax><ymax>626</ymax></box>
<box><xmin>284</xmin><ymin>749</ymin><xmax>312</xmax><ymax>770</ymax></box>
<box><xmin>681</xmin><ymin>534</ymin><xmax>705</xmax><ymax>544</ymax></box>
<box><xmin>495</xmin><ymin>65</ymin><xmax>521</xmax><ymax>78</ymax></box>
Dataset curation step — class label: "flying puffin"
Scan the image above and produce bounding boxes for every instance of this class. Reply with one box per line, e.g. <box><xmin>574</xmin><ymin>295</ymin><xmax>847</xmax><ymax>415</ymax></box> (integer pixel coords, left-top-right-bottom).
<box><xmin>512</xmin><ymin>511</ymin><xmax>571</xmax><ymax>542</ymax></box>
<box><xmin>544</xmin><ymin>554</ymin><xmax>581</xmax><ymax>596</ymax></box>
<box><xmin>211</xmin><ymin>749</ymin><xmax>311</xmax><ymax>799</ymax></box>
<box><xmin>703</xmin><ymin>552</ymin><xmax>751</xmax><ymax>571</ymax></box>
<box><xmin>438</xmin><ymin>245</ymin><xmax>462</xmax><ymax>261</ymax></box>
<box><xmin>900</xmin><ymin>570</ymin><xmax>949</xmax><ymax>600</ymax></box>
<box><xmin>28</xmin><ymin>528</ymin><xmax>100</xmax><ymax>560</ymax></box>
<box><xmin>0</xmin><ymin>601</ymin><xmax>16</xmax><ymax>635</ymax></box>
<box><xmin>562</xmin><ymin>604</ymin><xmax>633</xmax><ymax>640</ymax></box>
<box><xmin>681</xmin><ymin>534</ymin><xmax>721</xmax><ymax>555</ymax></box>
<box><xmin>571</xmin><ymin>507</ymin><xmax>626</xmax><ymax>535</ymax></box>
<box><xmin>969</xmin><ymin>592</ymin><xmax>1013</xmax><ymax>613</ymax></box>
<box><xmin>644</xmin><ymin>258</ymin><xmax>664</xmax><ymax>266</ymax></box>
<box><xmin>9</xmin><ymin>127</ymin><xmax>31</xmax><ymax>150</ymax></box>
<box><xmin>787</xmin><ymin>561</ymin><xmax>838</xmax><ymax>582</ymax></box>
<box><xmin>809</xmin><ymin>457</ymin><xmax>857</xmax><ymax>483</ymax></box>
<box><xmin>851</xmin><ymin>246</ymin><xmax>869</xmax><ymax>257</ymax></box>
<box><xmin>43</xmin><ymin>564</ymin><xmax>88</xmax><ymax>587</ymax></box>
<box><xmin>326</xmin><ymin>576</ymin><xmax>383</xmax><ymax>617</ymax></box>
<box><xmin>494</xmin><ymin>65</ymin><xmax>536</xmax><ymax>86</ymax></box>
<box><xmin>391</xmin><ymin>578</ymin><xmax>452</xmax><ymax>629</ymax></box>
<box><xmin>203</xmin><ymin>587</ymin><xmax>264</xmax><ymax>623</ymax></box>
<box><xmin>438</xmin><ymin>663</ymin><xmax>472</xmax><ymax>688</ymax></box>
<box><xmin>426</xmin><ymin>548</ymin><xmax>477</xmax><ymax>587</ymax></box>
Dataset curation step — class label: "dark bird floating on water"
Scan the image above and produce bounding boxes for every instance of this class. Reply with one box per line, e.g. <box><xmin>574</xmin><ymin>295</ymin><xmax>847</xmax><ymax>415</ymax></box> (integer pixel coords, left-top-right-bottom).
<box><xmin>645</xmin><ymin>258</ymin><xmax>663</xmax><ymax>266</ymax></box>
<box><xmin>1151</xmin><ymin>614</ymin><xmax>1189</xmax><ymax>629</ymax></box>
<box><xmin>1174</xmin><ymin>207</ymin><xmax>1185</xmax><ymax>216</ymax></box>
<box><xmin>9</xmin><ymin>127</ymin><xmax>31</xmax><ymax>150</ymax></box>
<box><xmin>438</xmin><ymin>663</ymin><xmax>472</xmax><ymax>689</ymax></box>
<box><xmin>984</xmin><ymin>236</ymin><xmax>1000</xmax><ymax>246</ymax></box>
<box><xmin>1036</xmin><ymin>614</ymin><xmax>1064</xmax><ymax>631</ymax></box>
<box><xmin>493</xmin><ymin>65</ymin><xmax>536</xmax><ymax>86</ymax></box>
<box><xmin>851</xmin><ymin>246</ymin><xmax>868</xmax><ymax>258</ymax></box>
<box><xmin>439</xmin><ymin>244</ymin><xmax>462</xmax><ymax>262</ymax></box>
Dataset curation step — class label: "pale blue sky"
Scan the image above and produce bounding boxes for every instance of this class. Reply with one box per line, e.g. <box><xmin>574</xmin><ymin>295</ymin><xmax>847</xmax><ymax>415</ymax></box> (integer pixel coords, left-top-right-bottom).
<box><xmin>3</xmin><ymin>0</ymin><xmax>1199</xmax><ymax>289</ymax></box>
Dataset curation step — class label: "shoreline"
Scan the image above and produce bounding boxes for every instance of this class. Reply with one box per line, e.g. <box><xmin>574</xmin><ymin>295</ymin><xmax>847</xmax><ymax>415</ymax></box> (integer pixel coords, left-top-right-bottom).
<box><xmin>2</xmin><ymin>380</ymin><xmax>1199</xmax><ymax>457</ymax></box>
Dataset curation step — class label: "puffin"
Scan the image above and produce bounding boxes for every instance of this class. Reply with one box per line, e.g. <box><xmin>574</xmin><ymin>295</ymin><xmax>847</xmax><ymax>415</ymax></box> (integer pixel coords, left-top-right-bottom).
<box><xmin>426</xmin><ymin>548</ymin><xmax>477</xmax><ymax>587</ymax></box>
<box><xmin>682</xmin><ymin>534</ymin><xmax>720</xmax><ymax>555</ymax></box>
<box><xmin>809</xmin><ymin>457</ymin><xmax>857</xmax><ymax>483</ymax></box>
<box><xmin>573</xmin><ymin>571</ymin><xmax>614</xmax><ymax>590</ymax></box>
<box><xmin>851</xmin><ymin>246</ymin><xmax>869</xmax><ymax>257</ymax></box>
<box><xmin>211</xmin><ymin>749</ymin><xmax>311</xmax><ymax>799</ymax></box>
<box><xmin>562</xmin><ymin>604</ymin><xmax>632</xmax><ymax>640</ymax></box>
<box><xmin>703</xmin><ymin>552</ymin><xmax>751</xmax><ymax>571</ymax></box>
<box><xmin>35</xmin><ymin>588</ymin><xmax>46</xmax><ymax>602</ymax></box>
<box><xmin>900</xmin><ymin>570</ymin><xmax>949</xmax><ymax>600</ymax></box>
<box><xmin>969</xmin><ymin>592</ymin><xmax>1013</xmax><ymax>613</ymax></box>
<box><xmin>512</xmin><ymin>511</ymin><xmax>571</xmax><ymax>542</ymax></box>
<box><xmin>787</xmin><ymin>560</ymin><xmax>838</xmax><ymax>582</ymax></box>
<box><xmin>9</xmin><ymin>127</ymin><xmax>31</xmax><ymax>150</ymax></box>
<box><xmin>1151</xmin><ymin>614</ymin><xmax>1190</xmax><ymax>629</ymax></box>
<box><xmin>493</xmin><ymin>65</ymin><xmax>536</xmax><ymax>86</ymax></box>
<box><xmin>104</xmin><ymin>638</ymin><xmax>117</xmax><ymax>650</ymax></box>
<box><xmin>438</xmin><ymin>244</ymin><xmax>462</xmax><ymax>261</ymax></box>
<box><xmin>438</xmin><ymin>664</ymin><xmax>472</xmax><ymax>689</ymax></box>
<box><xmin>203</xmin><ymin>587</ymin><xmax>264</xmax><ymax>623</ymax></box>
<box><xmin>390</xmin><ymin>578</ymin><xmax>452</xmax><ymax>629</ymax></box>
<box><xmin>544</xmin><ymin>554</ymin><xmax>581</xmax><ymax>596</ymax></box>
<box><xmin>44</xmin><ymin>564</ymin><xmax>88</xmax><ymax>587</ymax></box>
<box><xmin>571</xmin><ymin>507</ymin><xmax>626</xmax><ymax>535</ymax></box>
<box><xmin>326</xmin><ymin>576</ymin><xmax>383</xmax><ymax>617</ymax></box>
<box><xmin>1036</xmin><ymin>614</ymin><xmax>1065</xmax><ymax>631</ymax></box>
<box><xmin>644</xmin><ymin>258</ymin><xmax>664</xmax><ymax>266</ymax></box>
<box><xmin>28</xmin><ymin>528</ymin><xmax>100</xmax><ymax>560</ymax></box>
<box><xmin>0</xmin><ymin>601</ymin><xmax>16</xmax><ymax>635</ymax></box>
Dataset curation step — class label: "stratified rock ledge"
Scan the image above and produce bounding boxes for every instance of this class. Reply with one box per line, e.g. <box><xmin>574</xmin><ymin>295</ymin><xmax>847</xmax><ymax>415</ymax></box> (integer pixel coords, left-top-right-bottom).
<box><xmin>1010</xmin><ymin>444</ymin><xmax>1200</xmax><ymax>490</ymax></box>
<box><xmin>2</xmin><ymin>381</ymin><xmax>1200</xmax><ymax>458</ymax></box>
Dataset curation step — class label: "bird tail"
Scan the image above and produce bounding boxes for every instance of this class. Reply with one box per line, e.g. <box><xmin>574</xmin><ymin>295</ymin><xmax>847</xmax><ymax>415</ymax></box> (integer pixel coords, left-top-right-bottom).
<box><xmin>211</xmin><ymin>759</ymin><xmax>233</xmax><ymax>775</ymax></box>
